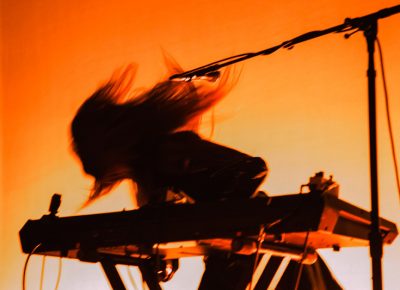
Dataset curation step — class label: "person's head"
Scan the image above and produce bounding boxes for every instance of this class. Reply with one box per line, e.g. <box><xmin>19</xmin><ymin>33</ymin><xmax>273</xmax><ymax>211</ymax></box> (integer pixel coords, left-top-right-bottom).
<box><xmin>71</xmin><ymin>64</ymin><xmax>232</xmax><ymax>206</ymax></box>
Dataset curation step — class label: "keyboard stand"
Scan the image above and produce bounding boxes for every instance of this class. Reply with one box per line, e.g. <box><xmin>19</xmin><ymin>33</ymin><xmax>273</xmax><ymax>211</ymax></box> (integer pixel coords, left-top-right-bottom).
<box><xmin>100</xmin><ymin>254</ymin><xmax>163</xmax><ymax>290</ymax></box>
<box><xmin>100</xmin><ymin>256</ymin><xmax>127</xmax><ymax>290</ymax></box>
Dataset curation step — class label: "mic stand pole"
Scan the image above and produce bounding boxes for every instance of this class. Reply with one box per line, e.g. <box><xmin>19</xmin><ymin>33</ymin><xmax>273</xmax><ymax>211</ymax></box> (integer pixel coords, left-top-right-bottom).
<box><xmin>363</xmin><ymin>19</ymin><xmax>383</xmax><ymax>290</ymax></box>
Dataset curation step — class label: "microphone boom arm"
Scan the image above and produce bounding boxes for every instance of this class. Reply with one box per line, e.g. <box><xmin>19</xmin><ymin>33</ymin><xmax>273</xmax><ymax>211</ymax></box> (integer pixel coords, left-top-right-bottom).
<box><xmin>169</xmin><ymin>4</ymin><xmax>400</xmax><ymax>81</ymax></box>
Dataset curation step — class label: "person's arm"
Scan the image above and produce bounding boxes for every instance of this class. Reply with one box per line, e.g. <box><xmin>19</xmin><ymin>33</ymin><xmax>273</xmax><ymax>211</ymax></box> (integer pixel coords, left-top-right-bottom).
<box><xmin>156</xmin><ymin>131</ymin><xmax>268</xmax><ymax>202</ymax></box>
<box><xmin>135</xmin><ymin>175</ymin><xmax>167</xmax><ymax>207</ymax></box>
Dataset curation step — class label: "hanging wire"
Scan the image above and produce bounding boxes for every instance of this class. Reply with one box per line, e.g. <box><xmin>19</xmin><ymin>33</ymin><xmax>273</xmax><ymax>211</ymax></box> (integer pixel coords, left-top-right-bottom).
<box><xmin>22</xmin><ymin>243</ymin><xmax>42</xmax><ymax>290</ymax></box>
<box><xmin>127</xmin><ymin>266</ymin><xmax>139</xmax><ymax>290</ymax></box>
<box><xmin>376</xmin><ymin>37</ymin><xmax>400</xmax><ymax>202</ymax></box>
<box><xmin>54</xmin><ymin>257</ymin><xmax>62</xmax><ymax>290</ymax></box>
<box><xmin>39</xmin><ymin>257</ymin><xmax>63</xmax><ymax>290</ymax></box>
<box><xmin>247</xmin><ymin>224</ymin><xmax>266</xmax><ymax>290</ymax></box>
<box><xmin>22</xmin><ymin>244</ymin><xmax>62</xmax><ymax>290</ymax></box>
<box><xmin>294</xmin><ymin>230</ymin><xmax>311</xmax><ymax>290</ymax></box>
<box><xmin>40</xmin><ymin>256</ymin><xmax>46</xmax><ymax>290</ymax></box>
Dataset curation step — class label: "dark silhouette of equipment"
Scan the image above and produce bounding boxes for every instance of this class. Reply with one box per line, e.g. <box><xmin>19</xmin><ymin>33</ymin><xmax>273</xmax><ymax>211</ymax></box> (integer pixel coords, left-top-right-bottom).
<box><xmin>19</xmin><ymin>193</ymin><xmax>397</xmax><ymax>290</ymax></box>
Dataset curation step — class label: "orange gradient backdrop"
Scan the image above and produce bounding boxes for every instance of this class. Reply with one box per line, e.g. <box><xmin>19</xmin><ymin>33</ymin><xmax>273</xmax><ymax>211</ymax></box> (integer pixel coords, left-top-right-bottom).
<box><xmin>1</xmin><ymin>1</ymin><xmax>400</xmax><ymax>289</ymax></box>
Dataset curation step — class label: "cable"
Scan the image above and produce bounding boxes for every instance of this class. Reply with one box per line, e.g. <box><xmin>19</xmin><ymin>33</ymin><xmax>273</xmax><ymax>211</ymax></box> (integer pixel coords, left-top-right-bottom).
<box><xmin>40</xmin><ymin>256</ymin><xmax>46</xmax><ymax>290</ymax></box>
<box><xmin>22</xmin><ymin>243</ymin><xmax>42</xmax><ymax>290</ymax></box>
<box><xmin>39</xmin><ymin>256</ymin><xmax>63</xmax><ymax>290</ymax></box>
<box><xmin>54</xmin><ymin>257</ymin><xmax>62</xmax><ymax>290</ymax></box>
<box><xmin>294</xmin><ymin>230</ymin><xmax>310</xmax><ymax>290</ymax></box>
<box><xmin>247</xmin><ymin>216</ymin><xmax>293</xmax><ymax>290</ymax></box>
<box><xmin>247</xmin><ymin>224</ymin><xmax>266</xmax><ymax>290</ymax></box>
<box><xmin>126</xmin><ymin>266</ymin><xmax>139</xmax><ymax>290</ymax></box>
<box><xmin>22</xmin><ymin>244</ymin><xmax>62</xmax><ymax>290</ymax></box>
<box><xmin>376</xmin><ymin>38</ymin><xmax>400</xmax><ymax>201</ymax></box>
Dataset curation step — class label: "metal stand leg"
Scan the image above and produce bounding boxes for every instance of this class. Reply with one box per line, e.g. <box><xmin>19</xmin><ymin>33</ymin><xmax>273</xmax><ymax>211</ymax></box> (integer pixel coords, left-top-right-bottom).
<box><xmin>248</xmin><ymin>253</ymin><xmax>272</xmax><ymax>290</ymax></box>
<box><xmin>99</xmin><ymin>254</ymin><xmax>164</xmax><ymax>290</ymax></box>
<box><xmin>100</xmin><ymin>257</ymin><xmax>126</xmax><ymax>290</ymax></box>
<box><xmin>138</xmin><ymin>261</ymin><xmax>162</xmax><ymax>290</ymax></box>
<box><xmin>267</xmin><ymin>256</ymin><xmax>291</xmax><ymax>290</ymax></box>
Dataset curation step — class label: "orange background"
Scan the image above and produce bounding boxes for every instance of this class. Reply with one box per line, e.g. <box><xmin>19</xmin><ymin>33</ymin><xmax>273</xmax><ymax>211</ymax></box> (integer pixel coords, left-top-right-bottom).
<box><xmin>1</xmin><ymin>1</ymin><xmax>400</xmax><ymax>289</ymax></box>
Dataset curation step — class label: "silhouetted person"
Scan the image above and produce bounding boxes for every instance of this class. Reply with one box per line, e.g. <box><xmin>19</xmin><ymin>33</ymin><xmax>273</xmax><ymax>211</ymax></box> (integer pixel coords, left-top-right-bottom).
<box><xmin>71</xmin><ymin>63</ymin><xmax>266</xmax><ymax>206</ymax></box>
<box><xmin>71</xmin><ymin>62</ymin><xmax>341</xmax><ymax>290</ymax></box>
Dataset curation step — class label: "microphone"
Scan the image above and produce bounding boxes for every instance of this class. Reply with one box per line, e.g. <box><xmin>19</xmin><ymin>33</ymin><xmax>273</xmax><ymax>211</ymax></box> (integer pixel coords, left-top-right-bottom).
<box><xmin>170</xmin><ymin>70</ymin><xmax>221</xmax><ymax>82</ymax></box>
<box><xmin>48</xmin><ymin>193</ymin><xmax>61</xmax><ymax>216</ymax></box>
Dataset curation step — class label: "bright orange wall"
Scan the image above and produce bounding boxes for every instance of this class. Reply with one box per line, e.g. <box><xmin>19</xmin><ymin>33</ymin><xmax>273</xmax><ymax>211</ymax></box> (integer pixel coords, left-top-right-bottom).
<box><xmin>1</xmin><ymin>1</ymin><xmax>399</xmax><ymax>289</ymax></box>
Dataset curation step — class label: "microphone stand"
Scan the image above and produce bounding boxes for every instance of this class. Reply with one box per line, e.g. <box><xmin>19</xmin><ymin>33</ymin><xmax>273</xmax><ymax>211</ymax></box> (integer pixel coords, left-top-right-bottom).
<box><xmin>364</xmin><ymin>20</ymin><xmax>383</xmax><ymax>290</ymax></box>
<box><xmin>170</xmin><ymin>5</ymin><xmax>400</xmax><ymax>290</ymax></box>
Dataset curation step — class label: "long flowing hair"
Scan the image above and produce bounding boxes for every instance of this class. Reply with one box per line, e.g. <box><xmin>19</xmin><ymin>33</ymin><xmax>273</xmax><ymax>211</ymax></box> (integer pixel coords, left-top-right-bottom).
<box><xmin>71</xmin><ymin>60</ymin><xmax>233</xmax><ymax>206</ymax></box>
